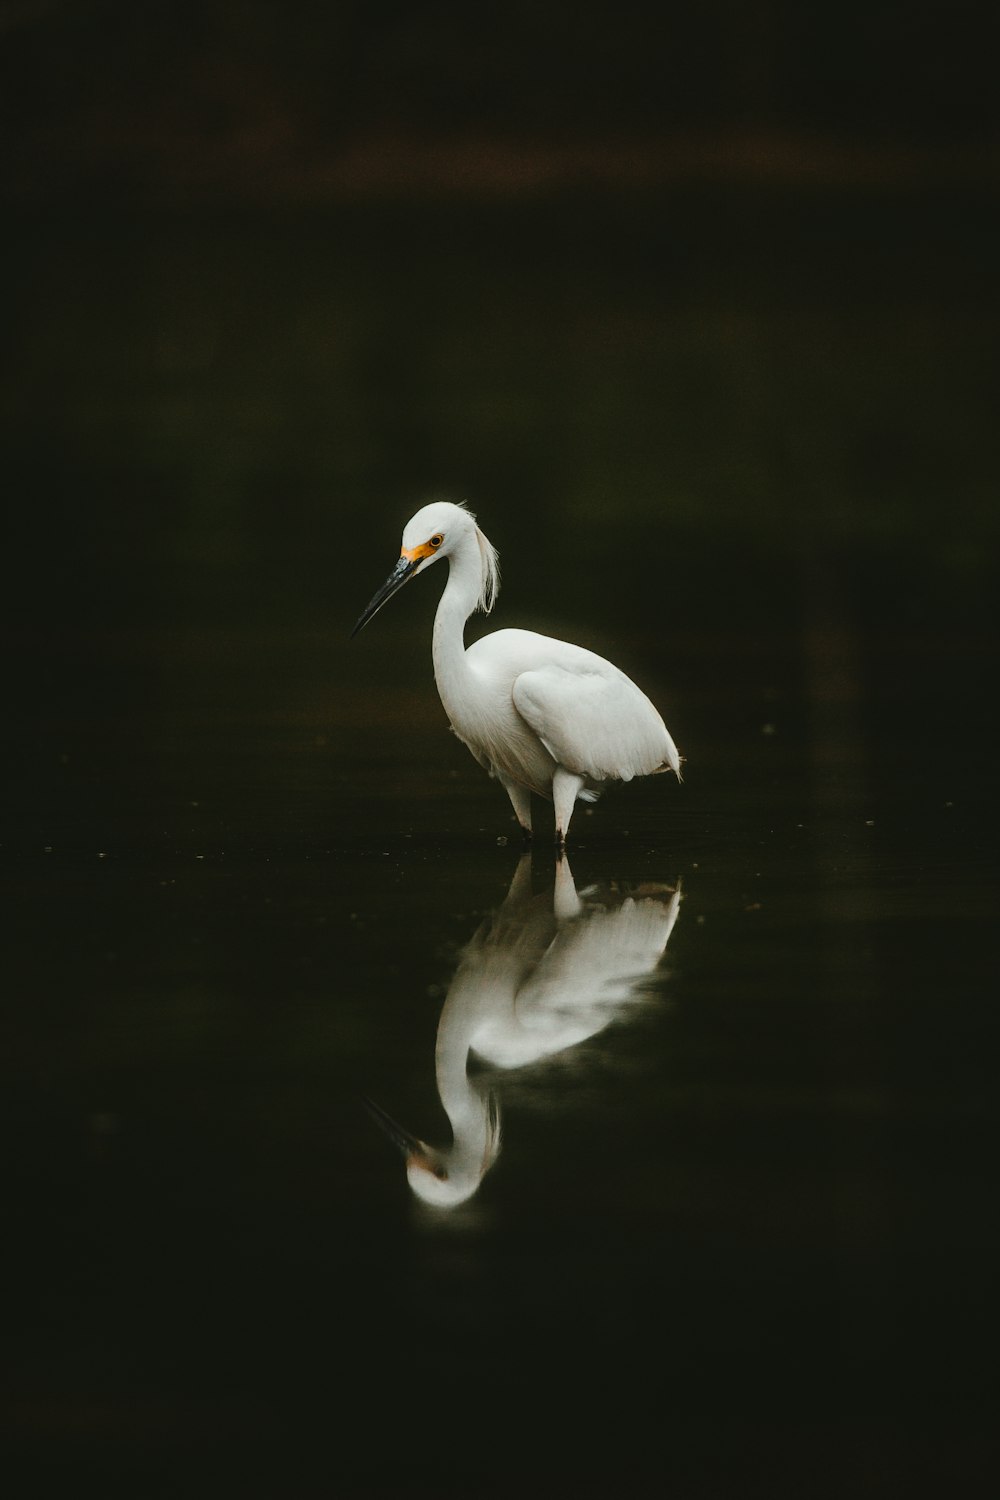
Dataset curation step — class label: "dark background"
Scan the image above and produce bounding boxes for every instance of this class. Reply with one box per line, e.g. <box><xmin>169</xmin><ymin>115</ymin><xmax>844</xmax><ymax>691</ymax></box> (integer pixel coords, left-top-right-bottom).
<box><xmin>3</xmin><ymin>0</ymin><xmax>997</xmax><ymax>653</ymax></box>
<box><xmin>2</xmin><ymin>4</ymin><xmax>998</xmax><ymax>1496</ymax></box>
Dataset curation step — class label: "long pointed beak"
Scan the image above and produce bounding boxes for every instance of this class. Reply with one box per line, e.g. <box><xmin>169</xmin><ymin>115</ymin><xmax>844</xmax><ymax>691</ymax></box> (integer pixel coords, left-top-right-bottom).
<box><xmin>350</xmin><ymin>555</ymin><xmax>417</xmax><ymax>637</ymax></box>
<box><xmin>361</xmin><ymin>1095</ymin><xmax>427</xmax><ymax>1159</ymax></box>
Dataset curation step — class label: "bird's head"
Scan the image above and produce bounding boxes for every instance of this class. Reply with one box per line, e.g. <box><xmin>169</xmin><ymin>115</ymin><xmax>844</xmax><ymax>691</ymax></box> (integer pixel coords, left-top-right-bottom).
<box><xmin>351</xmin><ymin>501</ymin><xmax>499</xmax><ymax>637</ymax></box>
<box><xmin>400</xmin><ymin>499</ymin><xmax>473</xmax><ymax>566</ymax></box>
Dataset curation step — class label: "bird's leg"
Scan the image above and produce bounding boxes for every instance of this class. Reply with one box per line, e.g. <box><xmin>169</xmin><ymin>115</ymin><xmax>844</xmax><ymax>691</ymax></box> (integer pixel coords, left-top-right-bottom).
<box><xmin>552</xmin><ymin>767</ymin><xmax>586</xmax><ymax>848</ymax></box>
<box><xmin>553</xmin><ymin>851</ymin><xmax>582</xmax><ymax>921</ymax></box>
<box><xmin>505</xmin><ymin>853</ymin><xmax>534</xmax><ymax>904</ymax></box>
<box><xmin>499</xmin><ymin>774</ymin><xmax>533</xmax><ymax>844</ymax></box>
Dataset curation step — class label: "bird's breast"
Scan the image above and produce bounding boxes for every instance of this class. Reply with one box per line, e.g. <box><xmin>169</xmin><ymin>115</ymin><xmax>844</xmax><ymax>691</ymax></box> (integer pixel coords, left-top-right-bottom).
<box><xmin>437</xmin><ymin>656</ymin><xmax>555</xmax><ymax>798</ymax></box>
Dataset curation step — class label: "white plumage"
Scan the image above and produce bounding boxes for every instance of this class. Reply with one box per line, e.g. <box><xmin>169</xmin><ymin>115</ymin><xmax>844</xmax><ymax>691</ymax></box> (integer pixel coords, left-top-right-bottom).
<box><xmin>352</xmin><ymin>501</ymin><xmax>681</xmax><ymax>844</ymax></box>
<box><xmin>365</xmin><ymin>855</ymin><xmax>683</xmax><ymax>1207</ymax></box>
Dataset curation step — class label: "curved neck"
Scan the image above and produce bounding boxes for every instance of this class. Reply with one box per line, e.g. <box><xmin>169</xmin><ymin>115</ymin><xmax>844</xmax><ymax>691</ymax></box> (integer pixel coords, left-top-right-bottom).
<box><xmin>433</xmin><ymin>971</ymin><xmax>498</xmax><ymax>1183</ymax></box>
<box><xmin>432</xmin><ymin>536</ymin><xmax>483</xmax><ymax>699</ymax></box>
<box><xmin>434</xmin><ymin>970</ymin><xmax>486</xmax><ymax>1124</ymax></box>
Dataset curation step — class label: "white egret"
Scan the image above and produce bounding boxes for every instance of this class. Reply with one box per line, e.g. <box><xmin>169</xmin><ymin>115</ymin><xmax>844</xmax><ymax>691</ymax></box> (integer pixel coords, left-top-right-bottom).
<box><xmin>365</xmin><ymin>855</ymin><xmax>682</xmax><ymax>1208</ymax></box>
<box><xmin>352</xmin><ymin>501</ymin><xmax>682</xmax><ymax>844</ymax></box>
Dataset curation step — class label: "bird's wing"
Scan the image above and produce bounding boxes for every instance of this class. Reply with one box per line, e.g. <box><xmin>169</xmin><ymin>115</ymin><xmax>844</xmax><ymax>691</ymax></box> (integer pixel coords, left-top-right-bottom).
<box><xmin>518</xmin><ymin>893</ymin><xmax>679</xmax><ymax>1019</ymax></box>
<box><xmin>513</xmin><ymin>663</ymin><xmax>679</xmax><ymax>781</ymax></box>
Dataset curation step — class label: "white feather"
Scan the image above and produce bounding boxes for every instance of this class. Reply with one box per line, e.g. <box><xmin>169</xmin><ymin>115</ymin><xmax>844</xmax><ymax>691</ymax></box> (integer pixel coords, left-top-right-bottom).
<box><xmin>359</xmin><ymin>501</ymin><xmax>682</xmax><ymax>842</ymax></box>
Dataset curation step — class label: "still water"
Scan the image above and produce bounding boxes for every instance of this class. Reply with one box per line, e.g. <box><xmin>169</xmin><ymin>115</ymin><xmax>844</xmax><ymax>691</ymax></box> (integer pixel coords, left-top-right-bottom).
<box><xmin>4</xmin><ymin>620</ymin><xmax>995</xmax><ymax>1495</ymax></box>
<box><xmin>2</xmin><ymin>190</ymin><xmax>997</xmax><ymax>1494</ymax></box>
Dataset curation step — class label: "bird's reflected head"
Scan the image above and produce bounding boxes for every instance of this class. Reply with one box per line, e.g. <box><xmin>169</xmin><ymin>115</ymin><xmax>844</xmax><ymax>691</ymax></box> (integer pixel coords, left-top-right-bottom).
<box><xmin>405</xmin><ymin>1150</ymin><xmax>480</xmax><ymax>1208</ymax></box>
<box><xmin>364</xmin><ymin>1090</ymin><xmax>500</xmax><ymax>1210</ymax></box>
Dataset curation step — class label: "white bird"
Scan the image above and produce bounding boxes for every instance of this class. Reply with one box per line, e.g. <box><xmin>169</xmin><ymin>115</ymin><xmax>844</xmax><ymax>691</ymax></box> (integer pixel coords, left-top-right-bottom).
<box><xmin>366</xmin><ymin>855</ymin><xmax>682</xmax><ymax>1208</ymax></box>
<box><xmin>352</xmin><ymin>501</ymin><xmax>682</xmax><ymax>845</ymax></box>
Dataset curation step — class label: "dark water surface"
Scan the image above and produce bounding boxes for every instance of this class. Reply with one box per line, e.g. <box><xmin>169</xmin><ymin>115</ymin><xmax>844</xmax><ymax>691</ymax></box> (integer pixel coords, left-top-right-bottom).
<box><xmin>2</xmin><ymin>191</ymin><xmax>997</xmax><ymax>1494</ymax></box>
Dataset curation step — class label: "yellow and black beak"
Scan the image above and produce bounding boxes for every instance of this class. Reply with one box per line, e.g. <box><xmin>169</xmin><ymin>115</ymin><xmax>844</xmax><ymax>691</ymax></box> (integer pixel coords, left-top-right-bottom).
<box><xmin>361</xmin><ymin>1095</ymin><xmax>427</xmax><ymax>1162</ymax></box>
<box><xmin>350</xmin><ymin>544</ymin><xmax>436</xmax><ymax>637</ymax></box>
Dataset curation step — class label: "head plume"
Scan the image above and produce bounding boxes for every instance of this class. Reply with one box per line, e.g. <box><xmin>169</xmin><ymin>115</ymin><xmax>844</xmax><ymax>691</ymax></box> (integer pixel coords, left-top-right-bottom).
<box><xmin>420</xmin><ymin>499</ymin><xmax>499</xmax><ymax>614</ymax></box>
<box><xmin>471</xmin><ymin>512</ymin><xmax>501</xmax><ymax>615</ymax></box>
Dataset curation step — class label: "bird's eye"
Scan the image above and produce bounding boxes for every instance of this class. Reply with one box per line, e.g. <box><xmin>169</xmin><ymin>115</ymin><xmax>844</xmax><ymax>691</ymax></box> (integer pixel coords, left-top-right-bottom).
<box><xmin>430</xmin><ymin>534</ymin><xmax>444</xmax><ymax>548</ymax></box>
<box><xmin>433</xmin><ymin>1166</ymin><xmax>448</xmax><ymax>1180</ymax></box>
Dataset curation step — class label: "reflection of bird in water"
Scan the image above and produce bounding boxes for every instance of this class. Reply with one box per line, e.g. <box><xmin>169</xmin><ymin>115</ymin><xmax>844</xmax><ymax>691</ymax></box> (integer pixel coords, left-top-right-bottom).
<box><xmin>366</xmin><ymin>856</ymin><xmax>682</xmax><ymax>1208</ymax></box>
<box><xmin>351</xmin><ymin>501</ymin><xmax>682</xmax><ymax>845</ymax></box>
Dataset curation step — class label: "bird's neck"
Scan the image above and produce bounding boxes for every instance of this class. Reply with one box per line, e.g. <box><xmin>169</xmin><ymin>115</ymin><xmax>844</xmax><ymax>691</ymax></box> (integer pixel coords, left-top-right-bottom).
<box><xmin>432</xmin><ymin>541</ymin><xmax>483</xmax><ymax>704</ymax></box>
<box><xmin>433</xmin><ymin>966</ymin><xmax>487</xmax><ymax>1120</ymax></box>
<box><xmin>433</xmin><ymin>973</ymin><xmax>497</xmax><ymax>1173</ymax></box>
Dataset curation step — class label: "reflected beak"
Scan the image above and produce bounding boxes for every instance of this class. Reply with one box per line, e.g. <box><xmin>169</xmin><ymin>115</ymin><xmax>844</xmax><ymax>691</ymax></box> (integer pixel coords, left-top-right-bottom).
<box><xmin>362</xmin><ymin>1095</ymin><xmax>427</xmax><ymax>1160</ymax></box>
<box><xmin>350</xmin><ymin>554</ymin><xmax>418</xmax><ymax>637</ymax></box>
